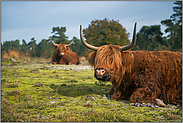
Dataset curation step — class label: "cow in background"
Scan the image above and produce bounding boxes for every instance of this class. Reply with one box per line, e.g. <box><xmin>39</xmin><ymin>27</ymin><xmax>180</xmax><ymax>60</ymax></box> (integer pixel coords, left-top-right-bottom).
<box><xmin>51</xmin><ymin>39</ymin><xmax>80</xmax><ymax>65</ymax></box>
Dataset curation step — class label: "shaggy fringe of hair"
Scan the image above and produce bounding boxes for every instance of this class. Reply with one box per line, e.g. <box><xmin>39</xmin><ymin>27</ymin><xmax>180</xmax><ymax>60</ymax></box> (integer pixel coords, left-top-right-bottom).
<box><xmin>94</xmin><ymin>45</ymin><xmax>123</xmax><ymax>70</ymax></box>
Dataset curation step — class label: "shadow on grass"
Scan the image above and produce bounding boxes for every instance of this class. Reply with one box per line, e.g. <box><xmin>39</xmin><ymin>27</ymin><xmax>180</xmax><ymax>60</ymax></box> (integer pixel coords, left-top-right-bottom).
<box><xmin>50</xmin><ymin>83</ymin><xmax>112</xmax><ymax>97</ymax></box>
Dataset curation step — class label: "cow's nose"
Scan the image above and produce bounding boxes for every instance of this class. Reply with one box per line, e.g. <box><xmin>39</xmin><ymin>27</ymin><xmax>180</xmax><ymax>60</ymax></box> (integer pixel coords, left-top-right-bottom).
<box><xmin>95</xmin><ymin>69</ymin><xmax>106</xmax><ymax>76</ymax></box>
<box><xmin>94</xmin><ymin>68</ymin><xmax>109</xmax><ymax>81</ymax></box>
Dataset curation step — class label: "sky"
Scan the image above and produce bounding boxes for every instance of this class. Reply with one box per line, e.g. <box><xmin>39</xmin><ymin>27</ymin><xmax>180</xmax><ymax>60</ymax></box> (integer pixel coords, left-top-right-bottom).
<box><xmin>1</xmin><ymin>1</ymin><xmax>175</xmax><ymax>44</ymax></box>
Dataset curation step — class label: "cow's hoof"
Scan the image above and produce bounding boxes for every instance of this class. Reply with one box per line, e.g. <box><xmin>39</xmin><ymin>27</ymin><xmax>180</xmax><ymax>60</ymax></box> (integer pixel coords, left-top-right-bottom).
<box><xmin>155</xmin><ymin>99</ymin><xmax>166</xmax><ymax>107</ymax></box>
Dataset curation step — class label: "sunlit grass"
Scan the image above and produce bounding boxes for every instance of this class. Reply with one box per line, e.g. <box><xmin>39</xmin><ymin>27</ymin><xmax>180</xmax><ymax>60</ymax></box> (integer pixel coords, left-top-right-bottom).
<box><xmin>1</xmin><ymin>60</ymin><xmax>182</xmax><ymax>122</ymax></box>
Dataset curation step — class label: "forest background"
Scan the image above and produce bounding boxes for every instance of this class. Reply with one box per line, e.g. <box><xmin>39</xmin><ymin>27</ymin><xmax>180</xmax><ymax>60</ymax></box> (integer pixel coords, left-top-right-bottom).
<box><xmin>1</xmin><ymin>1</ymin><xmax>182</xmax><ymax>60</ymax></box>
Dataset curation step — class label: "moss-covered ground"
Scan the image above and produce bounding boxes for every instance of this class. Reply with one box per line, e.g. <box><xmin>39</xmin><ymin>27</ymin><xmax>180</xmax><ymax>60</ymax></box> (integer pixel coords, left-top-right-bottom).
<box><xmin>1</xmin><ymin>60</ymin><xmax>182</xmax><ymax>122</ymax></box>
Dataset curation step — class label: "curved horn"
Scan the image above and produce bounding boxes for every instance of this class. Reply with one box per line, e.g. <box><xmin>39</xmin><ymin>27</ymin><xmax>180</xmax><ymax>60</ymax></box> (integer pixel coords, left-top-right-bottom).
<box><xmin>66</xmin><ymin>40</ymin><xmax>73</xmax><ymax>47</ymax></box>
<box><xmin>80</xmin><ymin>25</ymin><xmax>99</xmax><ymax>51</ymax></box>
<box><xmin>120</xmin><ymin>22</ymin><xmax>137</xmax><ymax>52</ymax></box>
<box><xmin>50</xmin><ymin>38</ymin><xmax>58</xmax><ymax>46</ymax></box>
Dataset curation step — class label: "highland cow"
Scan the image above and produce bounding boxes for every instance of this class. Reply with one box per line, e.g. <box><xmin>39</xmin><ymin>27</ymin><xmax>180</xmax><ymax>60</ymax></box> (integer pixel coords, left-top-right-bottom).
<box><xmin>51</xmin><ymin>39</ymin><xmax>80</xmax><ymax>65</ymax></box>
<box><xmin>80</xmin><ymin>22</ymin><xmax>182</xmax><ymax>106</ymax></box>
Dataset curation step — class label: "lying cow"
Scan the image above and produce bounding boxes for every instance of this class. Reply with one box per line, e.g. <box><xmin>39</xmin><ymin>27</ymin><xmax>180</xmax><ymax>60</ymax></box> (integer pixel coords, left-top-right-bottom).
<box><xmin>80</xmin><ymin>22</ymin><xmax>182</xmax><ymax>106</ymax></box>
<box><xmin>51</xmin><ymin>39</ymin><xmax>80</xmax><ymax>65</ymax></box>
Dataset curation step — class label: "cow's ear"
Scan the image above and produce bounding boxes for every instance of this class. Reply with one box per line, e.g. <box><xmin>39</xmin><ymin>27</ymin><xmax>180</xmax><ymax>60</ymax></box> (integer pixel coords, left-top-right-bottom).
<box><xmin>88</xmin><ymin>52</ymin><xmax>96</xmax><ymax>67</ymax></box>
<box><xmin>54</xmin><ymin>46</ymin><xmax>58</xmax><ymax>49</ymax></box>
<box><xmin>66</xmin><ymin>46</ymin><xmax>70</xmax><ymax>50</ymax></box>
<box><xmin>121</xmin><ymin>52</ymin><xmax>134</xmax><ymax>74</ymax></box>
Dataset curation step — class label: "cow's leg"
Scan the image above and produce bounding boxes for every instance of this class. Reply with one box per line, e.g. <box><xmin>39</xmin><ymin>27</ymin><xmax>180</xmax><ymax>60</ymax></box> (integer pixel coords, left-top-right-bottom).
<box><xmin>51</xmin><ymin>58</ymin><xmax>57</xmax><ymax>64</ymax></box>
<box><xmin>52</xmin><ymin>62</ymin><xmax>57</xmax><ymax>64</ymax></box>
<box><xmin>111</xmin><ymin>86</ymin><xmax>124</xmax><ymax>101</ymax></box>
<box><xmin>67</xmin><ymin>62</ymin><xmax>72</xmax><ymax>65</ymax></box>
<box><xmin>112</xmin><ymin>92</ymin><xmax>119</xmax><ymax>101</ymax></box>
<box><xmin>129</xmin><ymin>87</ymin><xmax>165</xmax><ymax>107</ymax></box>
<box><xmin>109</xmin><ymin>87</ymin><xmax>114</xmax><ymax>95</ymax></box>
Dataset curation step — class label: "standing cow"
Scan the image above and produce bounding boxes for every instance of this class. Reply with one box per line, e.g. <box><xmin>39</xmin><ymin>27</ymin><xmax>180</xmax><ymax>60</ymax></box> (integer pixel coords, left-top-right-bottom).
<box><xmin>80</xmin><ymin>23</ymin><xmax>182</xmax><ymax>106</ymax></box>
<box><xmin>51</xmin><ymin>39</ymin><xmax>80</xmax><ymax>65</ymax></box>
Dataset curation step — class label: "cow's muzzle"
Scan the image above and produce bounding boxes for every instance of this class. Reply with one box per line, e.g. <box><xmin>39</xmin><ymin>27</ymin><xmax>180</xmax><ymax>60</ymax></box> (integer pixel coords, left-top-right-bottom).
<box><xmin>94</xmin><ymin>68</ymin><xmax>110</xmax><ymax>81</ymax></box>
<box><xmin>61</xmin><ymin>52</ymin><xmax>64</xmax><ymax>56</ymax></box>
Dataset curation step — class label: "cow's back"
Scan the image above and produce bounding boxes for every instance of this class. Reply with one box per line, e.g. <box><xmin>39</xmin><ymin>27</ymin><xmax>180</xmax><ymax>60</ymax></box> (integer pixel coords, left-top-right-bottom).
<box><xmin>130</xmin><ymin>51</ymin><xmax>182</xmax><ymax>82</ymax></box>
<box><xmin>67</xmin><ymin>50</ymin><xmax>81</xmax><ymax>65</ymax></box>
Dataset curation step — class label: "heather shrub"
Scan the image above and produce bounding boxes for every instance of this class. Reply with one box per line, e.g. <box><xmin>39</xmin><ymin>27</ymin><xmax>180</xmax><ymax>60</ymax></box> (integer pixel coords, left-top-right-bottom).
<box><xmin>2</xmin><ymin>51</ymin><xmax>10</xmax><ymax>59</ymax></box>
<box><xmin>8</xmin><ymin>49</ymin><xmax>19</xmax><ymax>60</ymax></box>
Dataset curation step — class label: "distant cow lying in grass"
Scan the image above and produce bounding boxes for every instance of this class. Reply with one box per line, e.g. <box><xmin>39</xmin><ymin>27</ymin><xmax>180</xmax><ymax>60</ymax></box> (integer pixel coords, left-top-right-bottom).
<box><xmin>51</xmin><ymin>39</ymin><xmax>80</xmax><ymax>65</ymax></box>
<box><xmin>80</xmin><ymin>22</ymin><xmax>182</xmax><ymax>107</ymax></box>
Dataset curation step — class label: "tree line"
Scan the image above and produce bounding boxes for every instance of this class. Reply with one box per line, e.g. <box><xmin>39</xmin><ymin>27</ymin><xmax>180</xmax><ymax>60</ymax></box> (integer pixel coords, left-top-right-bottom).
<box><xmin>133</xmin><ymin>1</ymin><xmax>182</xmax><ymax>51</ymax></box>
<box><xmin>1</xmin><ymin>1</ymin><xmax>182</xmax><ymax>59</ymax></box>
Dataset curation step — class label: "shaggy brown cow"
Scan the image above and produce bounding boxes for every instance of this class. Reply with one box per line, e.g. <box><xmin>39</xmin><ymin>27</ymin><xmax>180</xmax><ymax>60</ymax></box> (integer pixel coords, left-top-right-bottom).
<box><xmin>80</xmin><ymin>23</ymin><xmax>182</xmax><ymax>106</ymax></box>
<box><xmin>51</xmin><ymin>39</ymin><xmax>80</xmax><ymax>65</ymax></box>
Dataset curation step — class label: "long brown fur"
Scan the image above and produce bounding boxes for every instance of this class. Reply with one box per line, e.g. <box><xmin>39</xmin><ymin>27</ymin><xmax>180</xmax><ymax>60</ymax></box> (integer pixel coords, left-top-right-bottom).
<box><xmin>51</xmin><ymin>44</ymin><xmax>80</xmax><ymax>65</ymax></box>
<box><xmin>88</xmin><ymin>45</ymin><xmax>182</xmax><ymax>105</ymax></box>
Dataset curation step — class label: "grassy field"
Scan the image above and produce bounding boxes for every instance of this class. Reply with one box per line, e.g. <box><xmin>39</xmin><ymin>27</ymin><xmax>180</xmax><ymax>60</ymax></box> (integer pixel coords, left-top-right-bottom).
<box><xmin>1</xmin><ymin>59</ymin><xmax>182</xmax><ymax>122</ymax></box>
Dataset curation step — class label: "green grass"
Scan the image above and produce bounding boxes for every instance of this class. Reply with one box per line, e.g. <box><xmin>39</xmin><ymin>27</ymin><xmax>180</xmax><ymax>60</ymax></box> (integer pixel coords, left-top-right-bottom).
<box><xmin>1</xmin><ymin>61</ymin><xmax>182</xmax><ymax>122</ymax></box>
